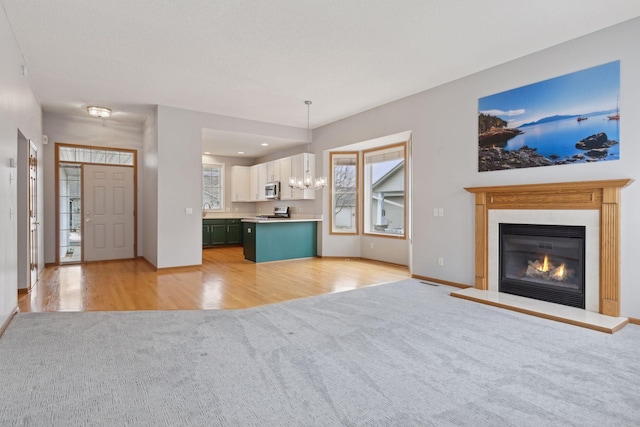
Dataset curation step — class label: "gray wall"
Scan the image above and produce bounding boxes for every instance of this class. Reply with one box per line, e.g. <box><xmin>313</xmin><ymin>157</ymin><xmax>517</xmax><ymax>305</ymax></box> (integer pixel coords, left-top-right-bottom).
<box><xmin>154</xmin><ymin>105</ymin><xmax>307</xmax><ymax>268</ymax></box>
<box><xmin>142</xmin><ymin>109</ymin><xmax>159</xmax><ymax>267</ymax></box>
<box><xmin>314</xmin><ymin>18</ymin><xmax>640</xmax><ymax>317</ymax></box>
<box><xmin>0</xmin><ymin>11</ymin><xmax>43</xmax><ymax>327</ymax></box>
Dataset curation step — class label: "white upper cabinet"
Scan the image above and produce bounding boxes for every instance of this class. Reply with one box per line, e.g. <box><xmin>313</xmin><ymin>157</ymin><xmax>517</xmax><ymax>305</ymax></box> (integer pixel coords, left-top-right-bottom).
<box><xmin>266</xmin><ymin>159</ymin><xmax>281</xmax><ymax>182</ymax></box>
<box><xmin>231</xmin><ymin>166</ymin><xmax>251</xmax><ymax>201</ymax></box>
<box><xmin>229</xmin><ymin>154</ymin><xmax>315</xmax><ymax>202</ymax></box>
<box><xmin>279</xmin><ymin>157</ymin><xmax>292</xmax><ymax>200</ymax></box>
<box><xmin>255</xmin><ymin>163</ymin><xmax>268</xmax><ymax>201</ymax></box>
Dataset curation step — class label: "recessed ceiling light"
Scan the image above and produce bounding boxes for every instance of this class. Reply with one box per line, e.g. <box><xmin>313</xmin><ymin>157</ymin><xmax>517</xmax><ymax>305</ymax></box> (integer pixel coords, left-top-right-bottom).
<box><xmin>87</xmin><ymin>106</ymin><xmax>112</xmax><ymax>118</ymax></box>
<box><xmin>261</xmin><ymin>143</ymin><xmax>269</xmax><ymax>146</ymax></box>
<box><xmin>204</xmin><ymin>151</ymin><xmax>212</xmax><ymax>155</ymax></box>
<box><xmin>238</xmin><ymin>151</ymin><xmax>245</xmax><ymax>154</ymax></box>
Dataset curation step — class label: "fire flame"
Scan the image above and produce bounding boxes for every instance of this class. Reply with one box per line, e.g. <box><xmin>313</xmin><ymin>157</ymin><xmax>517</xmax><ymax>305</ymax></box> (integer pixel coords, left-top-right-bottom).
<box><xmin>541</xmin><ymin>255</ymin><xmax>549</xmax><ymax>272</ymax></box>
<box><xmin>552</xmin><ymin>263</ymin><xmax>566</xmax><ymax>280</ymax></box>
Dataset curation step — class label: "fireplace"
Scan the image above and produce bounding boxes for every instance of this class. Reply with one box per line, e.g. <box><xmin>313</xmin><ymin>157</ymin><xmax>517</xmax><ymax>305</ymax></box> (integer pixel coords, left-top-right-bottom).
<box><xmin>499</xmin><ymin>223</ymin><xmax>585</xmax><ymax>309</ymax></box>
<box><xmin>464</xmin><ymin>179</ymin><xmax>632</xmax><ymax>318</ymax></box>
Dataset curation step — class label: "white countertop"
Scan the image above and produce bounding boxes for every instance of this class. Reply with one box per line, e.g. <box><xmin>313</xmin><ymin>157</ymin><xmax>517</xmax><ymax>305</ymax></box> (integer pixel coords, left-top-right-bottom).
<box><xmin>241</xmin><ymin>217</ymin><xmax>323</xmax><ymax>223</ymax></box>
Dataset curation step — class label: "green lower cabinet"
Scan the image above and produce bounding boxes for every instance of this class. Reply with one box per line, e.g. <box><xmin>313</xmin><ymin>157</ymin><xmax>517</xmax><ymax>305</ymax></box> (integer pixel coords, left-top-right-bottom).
<box><xmin>226</xmin><ymin>221</ymin><xmax>242</xmax><ymax>244</ymax></box>
<box><xmin>202</xmin><ymin>224</ymin><xmax>213</xmax><ymax>246</ymax></box>
<box><xmin>203</xmin><ymin>219</ymin><xmax>243</xmax><ymax>247</ymax></box>
<box><xmin>210</xmin><ymin>223</ymin><xmax>227</xmax><ymax>245</ymax></box>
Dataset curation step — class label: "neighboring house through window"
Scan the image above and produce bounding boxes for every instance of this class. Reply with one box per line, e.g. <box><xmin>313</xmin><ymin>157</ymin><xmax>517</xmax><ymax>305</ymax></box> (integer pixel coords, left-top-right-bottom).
<box><xmin>363</xmin><ymin>143</ymin><xmax>406</xmax><ymax>237</ymax></box>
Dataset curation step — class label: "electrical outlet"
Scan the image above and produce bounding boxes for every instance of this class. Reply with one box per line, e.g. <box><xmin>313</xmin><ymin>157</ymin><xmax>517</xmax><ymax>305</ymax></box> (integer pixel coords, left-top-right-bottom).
<box><xmin>299</xmin><ymin>207</ymin><xmax>304</xmax><ymax>213</ymax></box>
<box><xmin>437</xmin><ymin>257</ymin><xmax>444</xmax><ymax>266</ymax></box>
<box><xmin>370</xmin><ymin>242</ymin><xmax>374</xmax><ymax>249</ymax></box>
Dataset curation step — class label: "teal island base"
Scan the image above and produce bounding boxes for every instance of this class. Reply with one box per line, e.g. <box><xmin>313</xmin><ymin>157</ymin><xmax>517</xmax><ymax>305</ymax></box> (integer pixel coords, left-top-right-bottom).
<box><xmin>242</xmin><ymin>220</ymin><xmax>318</xmax><ymax>263</ymax></box>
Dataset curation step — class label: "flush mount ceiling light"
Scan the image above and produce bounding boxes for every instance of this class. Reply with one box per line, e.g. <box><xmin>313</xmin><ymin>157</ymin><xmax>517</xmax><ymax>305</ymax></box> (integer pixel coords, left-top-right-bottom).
<box><xmin>87</xmin><ymin>106</ymin><xmax>112</xmax><ymax>118</ymax></box>
<box><xmin>288</xmin><ymin>101</ymin><xmax>327</xmax><ymax>191</ymax></box>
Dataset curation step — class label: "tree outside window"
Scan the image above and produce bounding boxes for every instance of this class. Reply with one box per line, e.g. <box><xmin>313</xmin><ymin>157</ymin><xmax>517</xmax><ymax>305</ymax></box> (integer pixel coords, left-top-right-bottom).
<box><xmin>203</xmin><ymin>164</ymin><xmax>223</xmax><ymax>210</ymax></box>
<box><xmin>330</xmin><ymin>152</ymin><xmax>358</xmax><ymax>234</ymax></box>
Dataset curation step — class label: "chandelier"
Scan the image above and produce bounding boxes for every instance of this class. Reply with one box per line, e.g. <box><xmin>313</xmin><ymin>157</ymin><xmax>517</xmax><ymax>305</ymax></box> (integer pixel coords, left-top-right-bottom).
<box><xmin>288</xmin><ymin>100</ymin><xmax>327</xmax><ymax>190</ymax></box>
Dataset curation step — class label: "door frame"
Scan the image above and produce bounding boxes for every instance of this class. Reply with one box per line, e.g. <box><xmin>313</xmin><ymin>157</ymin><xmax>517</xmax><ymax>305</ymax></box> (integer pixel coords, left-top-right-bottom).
<box><xmin>29</xmin><ymin>141</ymin><xmax>39</xmax><ymax>288</ymax></box>
<box><xmin>55</xmin><ymin>143</ymin><xmax>138</xmax><ymax>264</ymax></box>
<box><xmin>17</xmin><ymin>131</ymin><xmax>39</xmax><ymax>293</ymax></box>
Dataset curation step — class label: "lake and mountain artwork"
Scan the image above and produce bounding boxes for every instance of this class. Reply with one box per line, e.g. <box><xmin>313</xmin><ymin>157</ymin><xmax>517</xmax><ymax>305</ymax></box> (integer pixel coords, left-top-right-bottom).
<box><xmin>478</xmin><ymin>60</ymin><xmax>620</xmax><ymax>172</ymax></box>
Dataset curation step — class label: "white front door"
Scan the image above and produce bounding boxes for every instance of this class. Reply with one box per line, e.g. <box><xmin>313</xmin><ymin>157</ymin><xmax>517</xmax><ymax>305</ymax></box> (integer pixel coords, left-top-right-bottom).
<box><xmin>83</xmin><ymin>164</ymin><xmax>135</xmax><ymax>261</ymax></box>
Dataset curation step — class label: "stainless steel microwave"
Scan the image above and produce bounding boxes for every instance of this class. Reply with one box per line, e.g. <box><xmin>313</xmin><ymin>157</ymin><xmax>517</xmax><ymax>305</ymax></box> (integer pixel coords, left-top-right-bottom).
<box><xmin>265</xmin><ymin>181</ymin><xmax>280</xmax><ymax>199</ymax></box>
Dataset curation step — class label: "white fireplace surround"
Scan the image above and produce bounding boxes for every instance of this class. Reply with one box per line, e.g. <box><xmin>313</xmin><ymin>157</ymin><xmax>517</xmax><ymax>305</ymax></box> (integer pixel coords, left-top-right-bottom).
<box><xmin>488</xmin><ymin>210</ymin><xmax>600</xmax><ymax>312</ymax></box>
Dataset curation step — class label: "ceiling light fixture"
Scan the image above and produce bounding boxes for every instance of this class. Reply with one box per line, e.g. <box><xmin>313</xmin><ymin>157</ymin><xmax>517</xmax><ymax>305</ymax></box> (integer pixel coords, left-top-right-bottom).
<box><xmin>288</xmin><ymin>100</ymin><xmax>327</xmax><ymax>191</ymax></box>
<box><xmin>87</xmin><ymin>106</ymin><xmax>112</xmax><ymax>118</ymax></box>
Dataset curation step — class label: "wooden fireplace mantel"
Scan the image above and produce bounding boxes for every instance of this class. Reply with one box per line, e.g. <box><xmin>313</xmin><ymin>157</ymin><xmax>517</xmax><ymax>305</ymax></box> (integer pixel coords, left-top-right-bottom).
<box><xmin>465</xmin><ymin>179</ymin><xmax>633</xmax><ymax>317</ymax></box>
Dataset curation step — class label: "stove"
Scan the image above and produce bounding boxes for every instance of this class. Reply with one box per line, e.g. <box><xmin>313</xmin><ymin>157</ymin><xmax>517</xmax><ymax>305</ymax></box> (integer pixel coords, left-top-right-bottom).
<box><xmin>257</xmin><ymin>206</ymin><xmax>290</xmax><ymax>219</ymax></box>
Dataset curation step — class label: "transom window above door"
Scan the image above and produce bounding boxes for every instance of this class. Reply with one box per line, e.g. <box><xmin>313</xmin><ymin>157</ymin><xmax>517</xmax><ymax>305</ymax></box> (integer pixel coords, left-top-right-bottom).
<box><xmin>58</xmin><ymin>146</ymin><xmax>134</xmax><ymax>165</ymax></box>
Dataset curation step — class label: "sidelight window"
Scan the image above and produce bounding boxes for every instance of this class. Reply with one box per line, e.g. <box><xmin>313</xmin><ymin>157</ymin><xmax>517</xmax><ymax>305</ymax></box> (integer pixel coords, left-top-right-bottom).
<box><xmin>363</xmin><ymin>143</ymin><xmax>406</xmax><ymax>237</ymax></box>
<box><xmin>330</xmin><ymin>152</ymin><xmax>358</xmax><ymax>234</ymax></box>
<box><xmin>203</xmin><ymin>164</ymin><xmax>224</xmax><ymax>210</ymax></box>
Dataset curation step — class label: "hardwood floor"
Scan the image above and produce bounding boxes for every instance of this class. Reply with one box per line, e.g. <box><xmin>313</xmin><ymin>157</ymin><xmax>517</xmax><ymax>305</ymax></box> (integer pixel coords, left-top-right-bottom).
<box><xmin>18</xmin><ymin>247</ymin><xmax>410</xmax><ymax>312</ymax></box>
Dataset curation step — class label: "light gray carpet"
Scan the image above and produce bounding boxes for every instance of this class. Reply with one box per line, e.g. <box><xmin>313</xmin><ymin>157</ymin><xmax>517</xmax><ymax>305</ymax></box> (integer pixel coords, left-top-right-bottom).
<box><xmin>1</xmin><ymin>279</ymin><xmax>639</xmax><ymax>426</ymax></box>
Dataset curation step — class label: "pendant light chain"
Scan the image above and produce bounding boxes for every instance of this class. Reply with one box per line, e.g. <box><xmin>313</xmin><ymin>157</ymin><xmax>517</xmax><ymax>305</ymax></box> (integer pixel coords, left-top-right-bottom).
<box><xmin>288</xmin><ymin>100</ymin><xmax>327</xmax><ymax>190</ymax></box>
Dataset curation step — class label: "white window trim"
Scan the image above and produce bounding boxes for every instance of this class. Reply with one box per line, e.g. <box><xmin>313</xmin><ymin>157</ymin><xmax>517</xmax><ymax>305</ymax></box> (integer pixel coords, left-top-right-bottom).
<box><xmin>203</xmin><ymin>163</ymin><xmax>225</xmax><ymax>211</ymax></box>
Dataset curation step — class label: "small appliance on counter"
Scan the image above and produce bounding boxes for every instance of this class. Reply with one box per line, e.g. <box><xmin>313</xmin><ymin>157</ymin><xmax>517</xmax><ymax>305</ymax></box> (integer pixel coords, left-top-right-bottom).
<box><xmin>257</xmin><ymin>206</ymin><xmax>290</xmax><ymax>219</ymax></box>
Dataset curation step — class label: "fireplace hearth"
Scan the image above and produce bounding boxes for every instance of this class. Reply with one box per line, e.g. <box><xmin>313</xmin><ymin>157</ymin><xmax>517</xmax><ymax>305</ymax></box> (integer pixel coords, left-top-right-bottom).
<box><xmin>499</xmin><ymin>223</ymin><xmax>585</xmax><ymax>309</ymax></box>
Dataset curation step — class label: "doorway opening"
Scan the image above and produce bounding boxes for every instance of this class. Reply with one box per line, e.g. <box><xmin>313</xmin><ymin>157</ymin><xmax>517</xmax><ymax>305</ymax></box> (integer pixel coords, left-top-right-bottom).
<box><xmin>55</xmin><ymin>144</ymin><xmax>137</xmax><ymax>264</ymax></box>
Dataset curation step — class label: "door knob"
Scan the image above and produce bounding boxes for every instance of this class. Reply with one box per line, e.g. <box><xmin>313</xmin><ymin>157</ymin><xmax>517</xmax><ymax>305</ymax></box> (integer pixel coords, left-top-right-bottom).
<box><xmin>85</xmin><ymin>218</ymin><xmax>94</xmax><ymax>222</ymax></box>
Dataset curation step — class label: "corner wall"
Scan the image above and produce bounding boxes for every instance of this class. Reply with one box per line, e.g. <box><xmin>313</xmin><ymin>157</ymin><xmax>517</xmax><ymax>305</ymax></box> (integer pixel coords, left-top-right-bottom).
<box><xmin>154</xmin><ymin>105</ymin><xmax>307</xmax><ymax>268</ymax></box>
<box><xmin>0</xmin><ymin>10</ymin><xmax>43</xmax><ymax>327</ymax></box>
<box><xmin>313</xmin><ymin>18</ymin><xmax>640</xmax><ymax>318</ymax></box>
<box><xmin>143</xmin><ymin>109</ymin><xmax>158</xmax><ymax>267</ymax></box>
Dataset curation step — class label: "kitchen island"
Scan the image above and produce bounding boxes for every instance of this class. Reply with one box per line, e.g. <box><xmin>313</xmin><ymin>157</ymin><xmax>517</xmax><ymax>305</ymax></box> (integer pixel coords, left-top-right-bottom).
<box><xmin>242</xmin><ymin>218</ymin><xmax>321</xmax><ymax>262</ymax></box>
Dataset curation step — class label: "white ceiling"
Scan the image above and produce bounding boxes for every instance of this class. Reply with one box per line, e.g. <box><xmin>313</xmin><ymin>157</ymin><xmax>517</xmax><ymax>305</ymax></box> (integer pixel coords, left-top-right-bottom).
<box><xmin>3</xmin><ymin>0</ymin><xmax>640</xmax><ymax>156</ymax></box>
<box><xmin>202</xmin><ymin>128</ymin><xmax>307</xmax><ymax>159</ymax></box>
